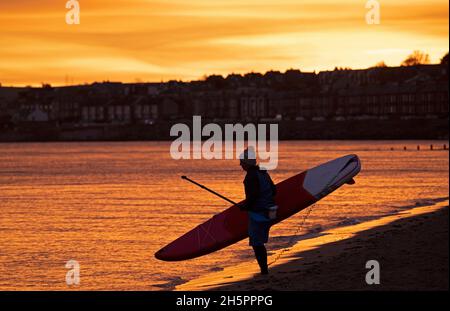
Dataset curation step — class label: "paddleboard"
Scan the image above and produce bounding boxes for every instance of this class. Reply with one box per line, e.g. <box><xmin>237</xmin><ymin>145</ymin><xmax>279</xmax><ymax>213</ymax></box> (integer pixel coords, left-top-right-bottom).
<box><xmin>155</xmin><ymin>154</ymin><xmax>361</xmax><ymax>261</ymax></box>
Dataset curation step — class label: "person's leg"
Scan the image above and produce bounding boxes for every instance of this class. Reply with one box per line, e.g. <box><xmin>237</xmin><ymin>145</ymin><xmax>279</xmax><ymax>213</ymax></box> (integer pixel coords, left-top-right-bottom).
<box><xmin>252</xmin><ymin>244</ymin><xmax>268</xmax><ymax>275</ymax></box>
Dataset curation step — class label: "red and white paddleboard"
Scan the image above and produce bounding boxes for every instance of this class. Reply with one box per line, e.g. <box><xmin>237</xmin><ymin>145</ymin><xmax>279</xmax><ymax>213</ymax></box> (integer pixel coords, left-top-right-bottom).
<box><xmin>155</xmin><ymin>154</ymin><xmax>361</xmax><ymax>261</ymax></box>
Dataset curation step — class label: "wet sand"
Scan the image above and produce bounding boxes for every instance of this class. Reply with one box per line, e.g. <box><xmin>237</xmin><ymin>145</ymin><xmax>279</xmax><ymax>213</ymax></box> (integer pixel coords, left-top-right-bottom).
<box><xmin>177</xmin><ymin>201</ymin><xmax>449</xmax><ymax>291</ymax></box>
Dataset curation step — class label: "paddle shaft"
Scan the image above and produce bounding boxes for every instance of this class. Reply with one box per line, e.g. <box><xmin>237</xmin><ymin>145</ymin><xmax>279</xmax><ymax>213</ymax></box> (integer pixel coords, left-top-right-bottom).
<box><xmin>181</xmin><ymin>176</ymin><xmax>237</xmax><ymax>205</ymax></box>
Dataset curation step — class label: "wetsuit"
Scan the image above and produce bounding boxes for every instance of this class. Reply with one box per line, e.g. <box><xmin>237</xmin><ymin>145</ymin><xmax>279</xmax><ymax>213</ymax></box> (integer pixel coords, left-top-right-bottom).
<box><xmin>240</xmin><ymin>166</ymin><xmax>276</xmax><ymax>274</ymax></box>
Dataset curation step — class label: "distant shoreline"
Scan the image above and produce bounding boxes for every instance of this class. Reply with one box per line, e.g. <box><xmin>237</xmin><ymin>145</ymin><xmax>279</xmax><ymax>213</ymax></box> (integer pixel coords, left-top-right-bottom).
<box><xmin>0</xmin><ymin>118</ymin><xmax>448</xmax><ymax>142</ymax></box>
<box><xmin>0</xmin><ymin>139</ymin><xmax>449</xmax><ymax>145</ymax></box>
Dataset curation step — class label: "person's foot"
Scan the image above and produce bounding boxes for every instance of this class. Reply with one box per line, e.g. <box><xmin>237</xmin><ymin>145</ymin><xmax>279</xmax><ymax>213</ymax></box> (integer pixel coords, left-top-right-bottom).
<box><xmin>254</xmin><ymin>270</ymin><xmax>269</xmax><ymax>277</ymax></box>
<box><xmin>260</xmin><ymin>268</ymin><xmax>269</xmax><ymax>275</ymax></box>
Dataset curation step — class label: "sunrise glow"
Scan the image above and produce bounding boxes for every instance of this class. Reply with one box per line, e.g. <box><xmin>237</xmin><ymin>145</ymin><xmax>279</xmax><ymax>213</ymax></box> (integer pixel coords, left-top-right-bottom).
<box><xmin>0</xmin><ymin>0</ymin><xmax>448</xmax><ymax>86</ymax></box>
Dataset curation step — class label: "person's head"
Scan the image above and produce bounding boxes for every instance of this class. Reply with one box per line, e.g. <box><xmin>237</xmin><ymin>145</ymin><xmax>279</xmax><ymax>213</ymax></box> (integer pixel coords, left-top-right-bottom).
<box><xmin>239</xmin><ymin>147</ymin><xmax>257</xmax><ymax>171</ymax></box>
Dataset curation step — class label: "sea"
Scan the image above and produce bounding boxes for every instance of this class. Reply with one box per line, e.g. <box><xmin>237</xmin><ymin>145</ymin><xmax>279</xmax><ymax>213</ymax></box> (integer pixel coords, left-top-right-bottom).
<box><xmin>0</xmin><ymin>141</ymin><xmax>448</xmax><ymax>290</ymax></box>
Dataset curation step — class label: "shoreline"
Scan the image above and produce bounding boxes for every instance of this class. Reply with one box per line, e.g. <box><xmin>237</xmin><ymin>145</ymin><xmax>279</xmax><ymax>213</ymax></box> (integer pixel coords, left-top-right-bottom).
<box><xmin>0</xmin><ymin>119</ymin><xmax>448</xmax><ymax>142</ymax></box>
<box><xmin>176</xmin><ymin>200</ymin><xmax>449</xmax><ymax>291</ymax></box>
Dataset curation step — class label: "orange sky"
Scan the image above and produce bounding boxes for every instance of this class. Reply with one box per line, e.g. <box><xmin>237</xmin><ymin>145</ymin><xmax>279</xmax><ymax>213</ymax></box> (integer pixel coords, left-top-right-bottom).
<box><xmin>0</xmin><ymin>0</ymin><xmax>448</xmax><ymax>86</ymax></box>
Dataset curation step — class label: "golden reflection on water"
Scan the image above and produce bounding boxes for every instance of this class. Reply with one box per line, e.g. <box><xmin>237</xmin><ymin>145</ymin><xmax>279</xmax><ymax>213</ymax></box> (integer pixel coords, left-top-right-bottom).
<box><xmin>0</xmin><ymin>141</ymin><xmax>448</xmax><ymax>290</ymax></box>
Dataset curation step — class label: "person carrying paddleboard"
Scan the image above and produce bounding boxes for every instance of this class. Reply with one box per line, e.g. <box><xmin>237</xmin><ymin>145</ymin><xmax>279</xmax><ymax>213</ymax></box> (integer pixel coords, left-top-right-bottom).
<box><xmin>238</xmin><ymin>147</ymin><xmax>277</xmax><ymax>275</ymax></box>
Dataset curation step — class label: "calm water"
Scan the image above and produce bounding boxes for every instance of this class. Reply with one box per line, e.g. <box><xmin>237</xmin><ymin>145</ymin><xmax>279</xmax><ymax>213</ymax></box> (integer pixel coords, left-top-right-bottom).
<box><xmin>0</xmin><ymin>141</ymin><xmax>448</xmax><ymax>290</ymax></box>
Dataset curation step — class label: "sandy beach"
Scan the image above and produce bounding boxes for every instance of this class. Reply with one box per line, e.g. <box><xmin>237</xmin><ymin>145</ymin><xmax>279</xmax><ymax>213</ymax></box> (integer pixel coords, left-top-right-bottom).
<box><xmin>177</xmin><ymin>200</ymin><xmax>449</xmax><ymax>291</ymax></box>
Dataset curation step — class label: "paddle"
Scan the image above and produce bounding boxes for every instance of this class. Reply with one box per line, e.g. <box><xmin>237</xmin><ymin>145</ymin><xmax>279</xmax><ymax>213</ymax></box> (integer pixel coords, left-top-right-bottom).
<box><xmin>181</xmin><ymin>176</ymin><xmax>237</xmax><ymax>205</ymax></box>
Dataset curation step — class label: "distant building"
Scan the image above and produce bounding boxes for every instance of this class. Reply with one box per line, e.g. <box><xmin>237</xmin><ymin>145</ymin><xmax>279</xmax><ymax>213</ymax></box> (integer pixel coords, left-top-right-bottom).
<box><xmin>240</xmin><ymin>89</ymin><xmax>270</xmax><ymax>120</ymax></box>
<box><xmin>26</xmin><ymin>105</ymin><xmax>49</xmax><ymax>122</ymax></box>
<box><xmin>1</xmin><ymin>64</ymin><xmax>448</xmax><ymax>128</ymax></box>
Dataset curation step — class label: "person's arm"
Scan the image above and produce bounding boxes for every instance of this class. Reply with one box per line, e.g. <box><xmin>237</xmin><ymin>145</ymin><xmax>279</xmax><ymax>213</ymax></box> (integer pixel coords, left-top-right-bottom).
<box><xmin>241</xmin><ymin>170</ymin><xmax>260</xmax><ymax>211</ymax></box>
<box><xmin>267</xmin><ymin>173</ymin><xmax>277</xmax><ymax>197</ymax></box>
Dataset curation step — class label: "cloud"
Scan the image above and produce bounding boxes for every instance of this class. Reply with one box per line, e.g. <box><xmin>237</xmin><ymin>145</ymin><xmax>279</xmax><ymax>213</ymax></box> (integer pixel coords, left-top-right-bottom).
<box><xmin>0</xmin><ymin>0</ymin><xmax>448</xmax><ymax>86</ymax></box>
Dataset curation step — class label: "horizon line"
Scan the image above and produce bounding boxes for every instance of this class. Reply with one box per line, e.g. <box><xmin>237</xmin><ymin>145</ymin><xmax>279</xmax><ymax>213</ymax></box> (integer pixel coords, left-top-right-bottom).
<box><xmin>1</xmin><ymin>58</ymin><xmax>447</xmax><ymax>89</ymax></box>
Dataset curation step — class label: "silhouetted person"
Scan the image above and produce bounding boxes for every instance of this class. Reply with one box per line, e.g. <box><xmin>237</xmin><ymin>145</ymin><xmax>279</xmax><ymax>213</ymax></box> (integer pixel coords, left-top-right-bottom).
<box><xmin>238</xmin><ymin>147</ymin><xmax>277</xmax><ymax>275</ymax></box>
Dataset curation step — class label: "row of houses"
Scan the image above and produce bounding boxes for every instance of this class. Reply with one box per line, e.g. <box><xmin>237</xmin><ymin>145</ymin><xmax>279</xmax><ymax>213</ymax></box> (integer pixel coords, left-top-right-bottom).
<box><xmin>0</xmin><ymin>64</ymin><xmax>448</xmax><ymax>127</ymax></box>
<box><xmin>191</xmin><ymin>81</ymin><xmax>448</xmax><ymax>121</ymax></box>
